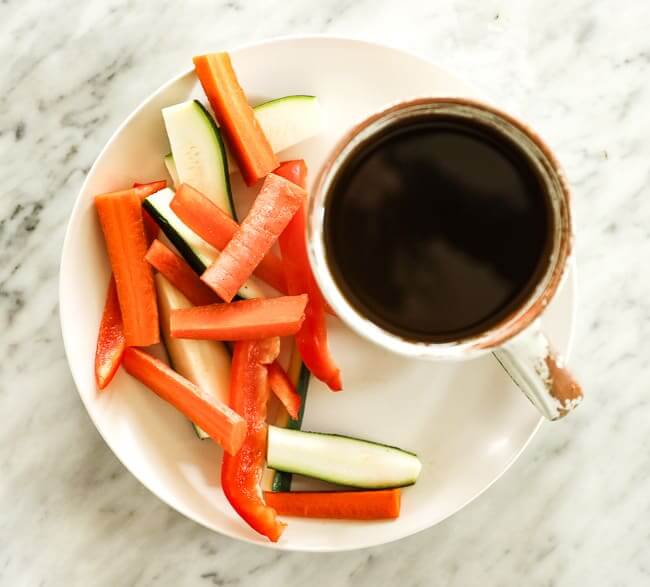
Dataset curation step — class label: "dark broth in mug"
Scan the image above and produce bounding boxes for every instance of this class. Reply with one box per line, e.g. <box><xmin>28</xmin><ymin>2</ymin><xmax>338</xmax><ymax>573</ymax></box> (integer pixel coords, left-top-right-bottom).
<box><xmin>324</xmin><ymin>116</ymin><xmax>551</xmax><ymax>342</ymax></box>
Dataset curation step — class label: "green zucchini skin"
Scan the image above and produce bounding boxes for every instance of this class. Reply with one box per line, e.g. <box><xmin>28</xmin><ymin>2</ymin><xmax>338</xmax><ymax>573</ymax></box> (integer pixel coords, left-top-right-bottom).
<box><xmin>267</xmin><ymin>425</ymin><xmax>422</xmax><ymax>489</ymax></box>
<box><xmin>271</xmin><ymin>363</ymin><xmax>311</xmax><ymax>492</ymax></box>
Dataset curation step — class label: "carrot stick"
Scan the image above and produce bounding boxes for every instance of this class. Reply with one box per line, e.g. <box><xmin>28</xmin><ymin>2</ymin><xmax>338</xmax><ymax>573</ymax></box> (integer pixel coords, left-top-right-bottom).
<box><xmin>145</xmin><ymin>239</ymin><xmax>219</xmax><ymax>307</ymax></box>
<box><xmin>94</xmin><ymin>277</ymin><xmax>126</xmax><ymax>390</ymax></box>
<box><xmin>122</xmin><ymin>347</ymin><xmax>246</xmax><ymax>455</ymax></box>
<box><xmin>201</xmin><ymin>174</ymin><xmax>305</xmax><ymax>302</ymax></box>
<box><xmin>264</xmin><ymin>489</ymin><xmax>401</xmax><ymax>520</ymax></box>
<box><xmin>171</xmin><ymin>183</ymin><xmax>286</xmax><ymax>293</ymax></box>
<box><xmin>267</xmin><ymin>361</ymin><xmax>301</xmax><ymax>419</ymax></box>
<box><xmin>193</xmin><ymin>53</ymin><xmax>278</xmax><ymax>185</ymax></box>
<box><xmin>95</xmin><ymin>189</ymin><xmax>159</xmax><ymax>346</ymax></box>
<box><xmin>170</xmin><ymin>294</ymin><xmax>308</xmax><ymax>341</ymax></box>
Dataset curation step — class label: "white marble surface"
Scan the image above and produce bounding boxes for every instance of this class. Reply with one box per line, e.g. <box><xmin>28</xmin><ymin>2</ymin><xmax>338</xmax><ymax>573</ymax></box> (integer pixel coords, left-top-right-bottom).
<box><xmin>1</xmin><ymin>0</ymin><xmax>649</xmax><ymax>584</ymax></box>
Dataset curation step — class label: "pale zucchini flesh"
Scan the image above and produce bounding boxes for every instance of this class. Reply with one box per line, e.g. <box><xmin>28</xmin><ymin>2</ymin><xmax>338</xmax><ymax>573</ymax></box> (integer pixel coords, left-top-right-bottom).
<box><xmin>162</xmin><ymin>100</ymin><xmax>235</xmax><ymax>217</ymax></box>
<box><xmin>163</xmin><ymin>153</ymin><xmax>179</xmax><ymax>189</ymax></box>
<box><xmin>253</xmin><ymin>95</ymin><xmax>322</xmax><ymax>155</ymax></box>
<box><xmin>267</xmin><ymin>426</ymin><xmax>422</xmax><ymax>489</ymax></box>
<box><xmin>165</xmin><ymin>95</ymin><xmax>322</xmax><ymax>176</ymax></box>
<box><xmin>155</xmin><ymin>274</ymin><xmax>231</xmax><ymax>439</ymax></box>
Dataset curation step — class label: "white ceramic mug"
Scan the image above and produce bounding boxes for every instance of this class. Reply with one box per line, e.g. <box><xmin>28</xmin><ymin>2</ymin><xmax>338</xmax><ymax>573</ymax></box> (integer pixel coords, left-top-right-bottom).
<box><xmin>307</xmin><ymin>97</ymin><xmax>583</xmax><ymax>420</ymax></box>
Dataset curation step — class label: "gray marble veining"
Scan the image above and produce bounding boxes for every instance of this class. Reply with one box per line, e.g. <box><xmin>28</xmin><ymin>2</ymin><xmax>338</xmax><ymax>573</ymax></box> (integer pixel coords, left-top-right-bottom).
<box><xmin>2</xmin><ymin>0</ymin><xmax>650</xmax><ymax>585</ymax></box>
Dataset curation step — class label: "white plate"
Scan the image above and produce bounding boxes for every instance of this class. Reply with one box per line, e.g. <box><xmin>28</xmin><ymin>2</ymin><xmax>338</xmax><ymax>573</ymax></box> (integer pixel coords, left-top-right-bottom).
<box><xmin>60</xmin><ymin>36</ymin><xmax>575</xmax><ymax>552</ymax></box>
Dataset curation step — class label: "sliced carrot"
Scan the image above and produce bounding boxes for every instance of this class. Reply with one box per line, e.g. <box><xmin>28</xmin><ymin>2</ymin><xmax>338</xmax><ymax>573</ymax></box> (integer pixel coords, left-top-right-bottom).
<box><xmin>267</xmin><ymin>361</ymin><xmax>301</xmax><ymax>419</ymax></box>
<box><xmin>274</xmin><ymin>161</ymin><xmax>342</xmax><ymax>391</ymax></box>
<box><xmin>170</xmin><ymin>294</ymin><xmax>308</xmax><ymax>341</ymax></box>
<box><xmin>201</xmin><ymin>174</ymin><xmax>305</xmax><ymax>302</ymax></box>
<box><xmin>145</xmin><ymin>239</ymin><xmax>219</xmax><ymax>307</ymax></box>
<box><xmin>95</xmin><ymin>277</ymin><xmax>126</xmax><ymax>390</ymax></box>
<box><xmin>95</xmin><ymin>189</ymin><xmax>159</xmax><ymax>347</ymax></box>
<box><xmin>171</xmin><ymin>183</ymin><xmax>286</xmax><ymax>293</ymax></box>
<box><xmin>264</xmin><ymin>489</ymin><xmax>401</xmax><ymax>520</ymax></box>
<box><xmin>122</xmin><ymin>347</ymin><xmax>246</xmax><ymax>455</ymax></box>
<box><xmin>193</xmin><ymin>53</ymin><xmax>278</xmax><ymax>185</ymax></box>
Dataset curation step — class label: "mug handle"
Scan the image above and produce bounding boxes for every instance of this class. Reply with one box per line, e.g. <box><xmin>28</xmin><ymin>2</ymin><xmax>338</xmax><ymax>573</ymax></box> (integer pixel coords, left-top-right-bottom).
<box><xmin>492</xmin><ymin>320</ymin><xmax>583</xmax><ymax>420</ymax></box>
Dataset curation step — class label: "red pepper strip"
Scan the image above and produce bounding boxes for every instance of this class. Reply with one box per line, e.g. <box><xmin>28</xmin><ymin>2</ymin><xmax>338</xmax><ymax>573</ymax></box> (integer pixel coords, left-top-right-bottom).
<box><xmin>201</xmin><ymin>174</ymin><xmax>305</xmax><ymax>302</ymax></box>
<box><xmin>267</xmin><ymin>361</ymin><xmax>301</xmax><ymax>419</ymax></box>
<box><xmin>264</xmin><ymin>489</ymin><xmax>401</xmax><ymax>520</ymax></box>
<box><xmin>145</xmin><ymin>239</ymin><xmax>219</xmax><ymax>306</ymax></box>
<box><xmin>171</xmin><ymin>183</ymin><xmax>287</xmax><ymax>293</ymax></box>
<box><xmin>94</xmin><ymin>276</ymin><xmax>126</xmax><ymax>390</ymax></box>
<box><xmin>275</xmin><ymin>160</ymin><xmax>342</xmax><ymax>391</ymax></box>
<box><xmin>221</xmin><ymin>337</ymin><xmax>285</xmax><ymax>542</ymax></box>
<box><xmin>133</xmin><ymin>181</ymin><xmax>167</xmax><ymax>243</ymax></box>
<box><xmin>123</xmin><ymin>347</ymin><xmax>246</xmax><ymax>455</ymax></box>
<box><xmin>132</xmin><ymin>180</ymin><xmax>167</xmax><ymax>199</ymax></box>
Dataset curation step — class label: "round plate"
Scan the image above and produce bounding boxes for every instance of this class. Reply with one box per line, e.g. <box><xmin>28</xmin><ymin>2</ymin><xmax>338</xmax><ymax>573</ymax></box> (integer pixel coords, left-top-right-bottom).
<box><xmin>60</xmin><ymin>36</ymin><xmax>575</xmax><ymax>551</ymax></box>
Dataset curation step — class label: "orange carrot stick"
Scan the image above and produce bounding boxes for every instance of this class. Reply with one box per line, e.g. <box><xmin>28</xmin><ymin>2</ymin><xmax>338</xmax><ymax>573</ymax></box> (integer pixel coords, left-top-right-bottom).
<box><xmin>171</xmin><ymin>183</ymin><xmax>287</xmax><ymax>293</ymax></box>
<box><xmin>122</xmin><ymin>347</ymin><xmax>246</xmax><ymax>455</ymax></box>
<box><xmin>267</xmin><ymin>361</ymin><xmax>301</xmax><ymax>419</ymax></box>
<box><xmin>193</xmin><ymin>53</ymin><xmax>278</xmax><ymax>185</ymax></box>
<box><xmin>264</xmin><ymin>489</ymin><xmax>401</xmax><ymax>520</ymax></box>
<box><xmin>201</xmin><ymin>174</ymin><xmax>305</xmax><ymax>302</ymax></box>
<box><xmin>95</xmin><ymin>189</ymin><xmax>159</xmax><ymax>347</ymax></box>
<box><xmin>145</xmin><ymin>239</ymin><xmax>219</xmax><ymax>307</ymax></box>
<box><xmin>170</xmin><ymin>294</ymin><xmax>308</xmax><ymax>341</ymax></box>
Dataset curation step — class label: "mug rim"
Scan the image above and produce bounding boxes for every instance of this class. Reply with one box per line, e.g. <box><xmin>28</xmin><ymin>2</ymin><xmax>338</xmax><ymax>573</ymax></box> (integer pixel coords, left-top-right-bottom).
<box><xmin>307</xmin><ymin>96</ymin><xmax>573</xmax><ymax>360</ymax></box>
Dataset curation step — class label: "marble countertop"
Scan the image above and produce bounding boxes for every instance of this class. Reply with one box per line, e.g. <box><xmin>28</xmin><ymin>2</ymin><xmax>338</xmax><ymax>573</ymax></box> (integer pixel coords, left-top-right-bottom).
<box><xmin>2</xmin><ymin>0</ymin><xmax>649</xmax><ymax>584</ymax></box>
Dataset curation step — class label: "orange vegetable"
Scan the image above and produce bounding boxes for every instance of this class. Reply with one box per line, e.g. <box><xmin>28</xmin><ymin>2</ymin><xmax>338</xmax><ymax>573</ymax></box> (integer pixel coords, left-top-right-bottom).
<box><xmin>122</xmin><ymin>347</ymin><xmax>246</xmax><ymax>455</ymax></box>
<box><xmin>264</xmin><ymin>489</ymin><xmax>401</xmax><ymax>520</ymax></box>
<box><xmin>193</xmin><ymin>53</ymin><xmax>278</xmax><ymax>186</ymax></box>
<box><xmin>94</xmin><ymin>277</ymin><xmax>126</xmax><ymax>390</ymax></box>
<box><xmin>267</xmin><ymin>361</ymin><xmax>301</xmax><ymax>419</ymax></box>
<box><xmin>171</xmin><ymin>183</ymin><xmax>286</xmax><ymax>293</ymax></box>
<box><xmin>145</xmin><ymin>239</ymin><xmax>218</xmax><ymax>307</ymax></box>
<box><xmin>170</xmin><ymin>294</ymin><xmax>308</xmax><ymax>341</ymax></box>
<box><xmin>95</xmin><ymin>188</ymin><xmax>159</xmax><ymax>347</ymax></box>
<box><xmin>201</xmin><ymin>174</ymin><xmax>305</xmax><ymax>302</ymax></box>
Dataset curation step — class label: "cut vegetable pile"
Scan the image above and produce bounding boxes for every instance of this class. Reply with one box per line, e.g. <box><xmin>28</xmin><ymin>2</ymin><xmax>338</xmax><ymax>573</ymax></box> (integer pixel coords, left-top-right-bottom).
<box><xmin>92</xmin><ymin>52</ymin><xmax>422</xmax><ymax>542</ymax></box>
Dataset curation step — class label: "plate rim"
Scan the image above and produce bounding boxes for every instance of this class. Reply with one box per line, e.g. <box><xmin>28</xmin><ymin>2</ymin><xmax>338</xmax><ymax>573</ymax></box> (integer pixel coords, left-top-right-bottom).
<box><xmin>59</xmin><ymin>34</ymin><xmax>576</xmax><ymax>552</ymax></box>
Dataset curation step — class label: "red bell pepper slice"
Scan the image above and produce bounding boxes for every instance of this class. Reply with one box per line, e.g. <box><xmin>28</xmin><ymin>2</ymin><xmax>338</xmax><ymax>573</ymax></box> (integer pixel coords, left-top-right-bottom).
<box><xmin>122</xmin><ymin>347</ymin><xmax>246</xmax><ymax>455</ymax></box>
<box><xmin>170</xmin><ymin>294</ymin><xmax>308</xmax><ymax>341</ymax></box>
<box><xmin>267</xmin><ymin>361</ymin><xmax>301</xmax><ymax>419</ymax></box>
<box><xmin>171</xmin><ymin>183</ymin><xmax>286</xmax><ymax>293</ymax></box>
<box><xmin>193</xmin><ymin>53</ymin><xmax>278</xmax><ymax>185</ymax></box>
<box><xmin>95</xmin><ymin>188</ymin><xmax>159</xmax><ymax>347</ymax></box>
<box><xmin>145</xmin><ymin>239</ymin><xmax>219</xmax><ymax>307</ymax></box>
<box><xmin>133</xmin><ymin>180</ymin><xmax>167</xmax><ymax>243</ymax></box>
<box><xmin>275</xmin><ymin>161</ymin><xmax>342</xmax><ymax>391</ymax></box>
<box><xmin>201</xmin><ymin>174</ymin><xmax>305</xmax><ymax>302</ymax></box>
<box><xmin>95</xmin><ymin>277</ymin><xmax>126</xmax><ymax>390</ymax></box>
<box><xmin>221</xmin><ymin>337</ymin><xmax>285</xmax><ymax>541</ymax></box>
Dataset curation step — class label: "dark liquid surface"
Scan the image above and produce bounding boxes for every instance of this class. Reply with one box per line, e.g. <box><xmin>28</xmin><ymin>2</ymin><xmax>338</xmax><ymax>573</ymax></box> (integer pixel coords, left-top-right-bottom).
<box><xmin>324</xmin><ymin>116</ymin><xmax>550</xmax><ymax>342</ymax></box>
